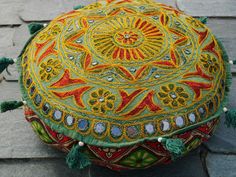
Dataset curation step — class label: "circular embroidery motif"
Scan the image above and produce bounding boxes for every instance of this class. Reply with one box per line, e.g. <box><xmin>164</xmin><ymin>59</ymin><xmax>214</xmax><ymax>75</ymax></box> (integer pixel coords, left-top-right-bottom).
<box><xmin>88</xmin><ymin>16</ymin><xmax>166</xmax><ymax>62</ymax></box>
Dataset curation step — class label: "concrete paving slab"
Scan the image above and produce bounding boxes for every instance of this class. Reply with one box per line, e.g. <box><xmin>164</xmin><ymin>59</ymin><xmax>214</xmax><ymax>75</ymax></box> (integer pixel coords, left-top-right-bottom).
<box><xmin>0</xmin><ymin>159</ymin><xmax>89</xmax><ymax>177</ymax></box>
<box><xmin>0</xmin><ymin>0</ymin><xmax>26</xmax><ymax>25</ymax></box>
<box><xmin>19</xmin><ymin>0</ymin><xmax>96</xmax><ymax>22</ymax></box>
<box><xmin>0</xmin><ymin>27</ymin><xmax>15</xmax><ymax>50</ymax></box>
<box><xmin>206</xmin><ymin>153</ymin><xmax>236</xmax><ymax>177</ymax></box>
<box><xmin>176</xmin><ymin>0</ymin><xmax>236</xmax><ymax>17</ymax></box>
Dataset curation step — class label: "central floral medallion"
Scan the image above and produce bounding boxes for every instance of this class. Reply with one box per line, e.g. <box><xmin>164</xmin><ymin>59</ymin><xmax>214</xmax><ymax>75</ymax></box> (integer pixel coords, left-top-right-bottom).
<box><xmin>114</xmin><ymin>30</ymin><xmax>142</xmax><ymax>46</ymax></box>
<box><xmin>88</xmin><ymin>16</ymin><xmax>167</xmax><ymax>62</ymax></box>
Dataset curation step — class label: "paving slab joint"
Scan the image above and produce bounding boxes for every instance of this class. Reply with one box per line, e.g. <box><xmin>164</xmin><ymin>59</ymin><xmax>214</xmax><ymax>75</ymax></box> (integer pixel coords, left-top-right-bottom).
<box><xmin>199</xmin><ymin>146</ymin><xmax>210</xmax><ymax>177</ymax></box>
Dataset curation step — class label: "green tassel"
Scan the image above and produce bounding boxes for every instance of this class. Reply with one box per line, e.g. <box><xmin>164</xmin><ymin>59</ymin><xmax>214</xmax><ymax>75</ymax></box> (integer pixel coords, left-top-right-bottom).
<box><xmin>0</xmin><ymin>101</ymin><xmax>24</xmax><ymax>113</ymax></box>
<box><xmin>73</xmin><ymin>5</ymin><xmax>85</xmax><ymax>10</ymax></box>
<box><xmin>0</xmin><ymin>57</ymin><xmax>15</xmax><ymax>74</ymax></box>
<box><xmin>28</xmin><ymin>23</ymin><xmax>44</xmax><ymax>35</ymax></box>
<box><xmin>66</xmin><ymin>144</ymin><xmax>91</xmax><ymax>169</ymax></box>
<box><xmin>197</xmin><ymin>17</ymin><xmax>208</xmax><ymax>24</ymax></box>
<box><xmin>225</xmin><ymin>109</ymin><xmax>236</xmax><ymax>128</ymax></box>
<box><xmin>159</xmin><ymin>137</ymin><xmax>185</xmax><ymax>159</ymax></box>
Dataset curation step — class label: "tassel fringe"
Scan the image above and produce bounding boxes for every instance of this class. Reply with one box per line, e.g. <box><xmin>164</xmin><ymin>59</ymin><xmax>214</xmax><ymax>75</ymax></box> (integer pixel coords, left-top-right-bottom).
<box><xmin>197</xmin><ymin>17</ymin><xmax>208</xmax><ymax>24</ymax></box>
<box><xmin>0</xmin><ymin>101</ymin><xmax>25</xmax><ymax>113</ymax></box>
<box><xmin>0</xmin><ymin>57</ymin><xmax>15</xmax><ymax>74</ymax></box>
<box><xmin>225</xmin><ymin>109</ymin><xmax>236</xmax><ymax>128</ymax></box>
<box><xmin>159</xmin><ymin>137</ymin><xmax>185</xmax><ymax>159</ymax></box>
<box><xmin>73</xmin><ymin>5</ymin><xmax>85</xmax><ymax>10</ymax></box>
<box><xmin>66</xmin><ymin>143</ymin><xmax>91</xmax><ymax>169</ymax></box>
<box><xmin>28</xmin><ymin>23</ymin><xmax>44</xmax><ymax>35</ymax></box>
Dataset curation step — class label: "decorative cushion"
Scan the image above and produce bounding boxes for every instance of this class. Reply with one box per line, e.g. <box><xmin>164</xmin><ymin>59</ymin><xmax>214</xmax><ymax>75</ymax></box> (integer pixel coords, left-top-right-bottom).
<box><xmin>1</xmin><ymin>0</ymin><xmax>232</xmax><ymax>171</ymax></box>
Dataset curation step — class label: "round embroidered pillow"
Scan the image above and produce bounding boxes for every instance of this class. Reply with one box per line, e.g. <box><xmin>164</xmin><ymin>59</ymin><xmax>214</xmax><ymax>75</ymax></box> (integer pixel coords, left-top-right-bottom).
<box><xmin>1</xmin><ymin>0</ymin><xmax>233</xmax><ymax>171</ymax></box>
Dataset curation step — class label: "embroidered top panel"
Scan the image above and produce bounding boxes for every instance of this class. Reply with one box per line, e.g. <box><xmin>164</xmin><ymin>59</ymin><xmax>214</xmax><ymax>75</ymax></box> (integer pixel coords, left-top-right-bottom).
<box><xmin>19</xmin><ymin>0</ymin><xmax>226</xmax><ymax>146</ymax></box>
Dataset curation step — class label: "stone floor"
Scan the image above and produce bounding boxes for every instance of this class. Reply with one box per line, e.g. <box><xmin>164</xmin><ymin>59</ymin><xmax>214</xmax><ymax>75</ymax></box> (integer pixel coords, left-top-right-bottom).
<box><xmin>0</xmin><ymin>0</ymin><xmax>236</xmax><ymax>177</ymax></box>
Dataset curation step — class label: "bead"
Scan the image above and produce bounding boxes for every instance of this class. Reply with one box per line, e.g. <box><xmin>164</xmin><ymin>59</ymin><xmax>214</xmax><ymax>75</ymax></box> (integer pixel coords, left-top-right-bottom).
<box><xmin>175</xmin><ymin>21</ymin><xmax>181</xmax><ymax>25</ymax></box>
<box><xmin>170</xmin><ymin>92</ymin><xmax>177</xmax><ymax>99</ymax></box>
<box><xmin>139</xmin><ymin>6</ymin><xmax>145</xmax><ymax>10</ymax></box>
<box><xmin>144</xmin><ymin>123</ymin><xmax>155</xmax><ymax>135</ymax></box>
<box><xmin>127</xmin><ymin>126</ymin><xmax>139</xmax><ymax>138</ymax></box>
<box><xmin>53</xmin><ymin>109</ymin><xmax>63</xmax><ymax>121</ymax></box>
<box><xmin>153</xmin><ymin>16</ymin><xmax>159</xmax><ymax>20</ymax></box>
<box><xmin>76</xmin><ymin>39</ymin><xmax>83</xmax><ymax>43</ymax></box>
<box><xmin>165</xmin><ymin>56</ymin><xmax>170</xmax><ymax>60</ymax></box>
<box><xmin>65</xmin><ymin>115</ymin><xmax>75</xmax><ymax>126</ymax></box>
<box><xmin>158</xmin><ymin>137</ymin><xmax>163</xmax><ymax>142</ymax></box>
<box><xmin>30</xmin><ymin>86</ymin><xmax>36</xmax><ymax>95</ymax></box>
<box><xmin>175</xmin><ymin>116</ymin><xmax>185</xmax><ymax>128</ymax></box>
<box><xmin>69</xmin><ymin>56</ymin><xmax>74</xmax><ymax>60</ymax></box>
<box><xmin>185</xmin><ymin>49</ymin><xmax>191</xmax><ymax>55</ymax></box>
<box><xmin>78</xmin><ymin>119</ymin><xmax>89</xmax><ymax>131</ymax></box>
<box><xmin>26</xmin><ymin>78</ymin><xmax>32</xmax><ymax>87</ymax></box>
<box><xmin>94</xmin><ymin>122</ymin><xmax>106</xmax><ymax>134</ymax></box>
<box><xmin>99</xmin><ymin>97</ymin><xmax>105</xmax><ymax>102</ymax></box>
<box><xmin>161</xmin><ymin>119</ymin><xmax>170</xmax><ymax>131</ymax></box>
<box><xmin>111</xmin><ymin>125</ymin><xmax>122</xmax><ymax>138</ymax></box>
<box><xmin>124</xmin><ymin>34</ymin><xmax>130</xmax><ymax>39</ymax></box>
<box><xmin>42</xmin><ymin>103</ymin><xmax>51</xmax><ymax>114</ymax></box>
<box><xmin>107</xmin><ymin>77</ymin><xmax>113</xmax><ymax>82</ymax></box>
<box><xmin>34</xmin><ymin>94</ymin><xmax>42</xmax><ymax>106</ymax></box>
<box><xmin>173</xmin><ymin>36</ymin><xmax>179</xmax><ymax>40</ymax></box>
<box><xmin>67</xmin><ymin>27</ymin><xmax>73</xmax><ymax>31</ymax></box>
<box><xmin>92</xmin><ymin>61</ymin><xmax>98</xmax><ymax>66</ymax></box>
<box><xmin>78</xmin><ymin>141</ymin><xmax>84</xmax><ymax>146</ymax></box>
<box><xmin>198</xmin><ymin>107</ymin><xmax>206</xmax><ymax>118</ymax></box>
<box><xmin>188</xmin><ymin>113</ymin><xmax>196</xmax><ymax>123</ymax></box>
<box><xmin>130</xmin><ymin>68</ymin><xmax>136</xmax><ymax>72</ymax></box>
<box><xmin>223</xmin><ymin>107</ymin><xmax>228</xmax><ymax>112</ymax></box>
<box><xmin>46</xmin><ymin>67</ymin><xmax>52</xmax><ymax>72</ymax></box>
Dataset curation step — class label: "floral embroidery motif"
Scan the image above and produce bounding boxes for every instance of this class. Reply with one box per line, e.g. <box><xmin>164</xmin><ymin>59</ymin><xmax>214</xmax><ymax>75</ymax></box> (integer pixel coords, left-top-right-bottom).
<box><xmin>119</xmin><ymin>149</ymin><xmax>158</xmax><ymax>168</ymax></box>
<box><xmin>158</xmin><ymin>84</ymin><xmax>189</xmax><ymax>108</ymax></box>
<box><xmin>39</xmin><ymin>59</ymin><xmax>62</xmax><ymax>81</ymax></box>
<box><xmin>101</xmin><ymin>148</ymin><xmax>118</xmax><ymax>158</ymax></box>
<box><xmin>200</xmin><ymin>54</ymin><xmax>219</xmax><ymax>74</ymax></box>
<box><xmin>89</xmin><ymin>89</ymin><xmax>115</xmax><ymax>113</ymax></box>
<box><xmin>116</xmin><ymin>31</ymin><xmax>139</xmax><ymax>45</ymax></box>
<box><xmin>31</xmin><ymin>121</ymin><xmax>53</xmax><ymax>143</ymax></box>
<box><xmin>184</xmin><ymin>138</ymin><xmax>202</xmax><ymax>153</ymax></box>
